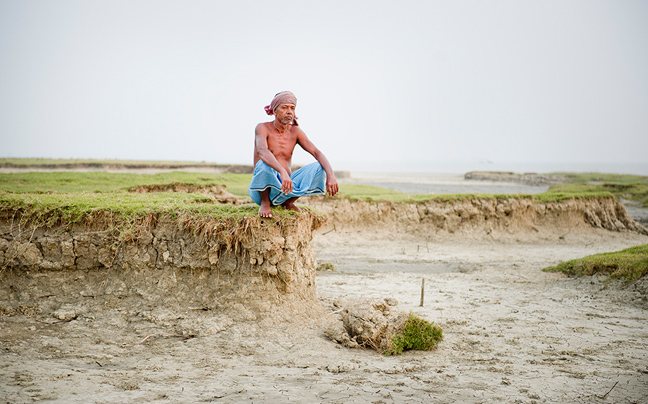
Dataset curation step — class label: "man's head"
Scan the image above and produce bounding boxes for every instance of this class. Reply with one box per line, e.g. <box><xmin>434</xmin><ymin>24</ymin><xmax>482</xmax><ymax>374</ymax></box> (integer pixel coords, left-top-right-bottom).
<box><xmin>264</xmin><ymin>91</ymin><xmax>298</xmax><ymax>125</ymax></box>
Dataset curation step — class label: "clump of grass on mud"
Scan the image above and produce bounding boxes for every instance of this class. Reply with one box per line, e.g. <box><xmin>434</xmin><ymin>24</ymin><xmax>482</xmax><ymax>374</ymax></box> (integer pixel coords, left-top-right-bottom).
<box><xmin>543</xmin><ymin>244</ymin><xmax>648</xmax><ymax>283</ymax></box>
<box><xmin>383</xmin><ymin>313</ymin><xmax>443</xmax><ymax>356</ymax></box>
<box><xmin>316</xmin><ymin>262</ymin><xmax>335</xmax><ymax>271</ymax></box>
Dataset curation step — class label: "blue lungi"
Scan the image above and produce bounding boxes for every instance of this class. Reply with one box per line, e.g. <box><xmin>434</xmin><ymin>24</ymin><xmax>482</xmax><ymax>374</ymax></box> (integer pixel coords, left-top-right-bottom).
<box><xmin>248</xmin><ymin>161</ymin><xmax>327</xmax><ymax>206</ymax></box>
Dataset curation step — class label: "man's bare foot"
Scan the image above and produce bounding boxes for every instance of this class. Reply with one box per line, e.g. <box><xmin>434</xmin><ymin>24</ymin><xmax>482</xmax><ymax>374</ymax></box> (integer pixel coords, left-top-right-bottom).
<box><xmin>282</xmin><ymin>199</ymin><xmax>302</xmax><ymax>213</ymax></box>
<box><xmin>259</xmin><ymin>200</ymin><xmax>273</xmax><ymax>217</ymax></box>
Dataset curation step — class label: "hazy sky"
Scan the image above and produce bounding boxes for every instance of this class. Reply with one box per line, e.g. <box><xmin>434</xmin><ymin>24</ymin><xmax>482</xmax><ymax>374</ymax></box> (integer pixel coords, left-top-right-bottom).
<box><xmin>1</xmin><ymin>1</ymin><xmax>647</xmax><ymax>173</ymax></box>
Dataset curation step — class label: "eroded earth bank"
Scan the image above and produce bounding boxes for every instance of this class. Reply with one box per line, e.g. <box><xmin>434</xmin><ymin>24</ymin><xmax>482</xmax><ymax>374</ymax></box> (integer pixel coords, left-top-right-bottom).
<box><xmin>1</xmin><ymin>196</ymin><xmax>648</xmax><ymax>403</ymax></box>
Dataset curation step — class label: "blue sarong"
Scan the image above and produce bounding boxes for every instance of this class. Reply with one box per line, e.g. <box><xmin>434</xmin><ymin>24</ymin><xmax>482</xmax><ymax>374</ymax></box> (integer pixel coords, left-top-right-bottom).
<box><xmin>248</xmin><ymin>161</ymin><xmax>327</xmax><ymax>206</ymax></box>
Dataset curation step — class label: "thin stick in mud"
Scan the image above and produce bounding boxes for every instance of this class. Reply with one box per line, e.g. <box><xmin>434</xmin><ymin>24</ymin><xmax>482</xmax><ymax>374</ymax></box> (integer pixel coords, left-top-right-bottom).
<box><xmin>420</xmin><ymin>278</ymin><xmax>425</xmax><ymax>307</ymax></box>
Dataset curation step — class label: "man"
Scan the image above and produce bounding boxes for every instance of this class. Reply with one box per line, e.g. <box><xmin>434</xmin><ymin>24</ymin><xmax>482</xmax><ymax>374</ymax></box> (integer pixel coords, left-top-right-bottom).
<box><xmin>249</xmin><ymin>91</ymin><xmax>338</xmax><ymax>217</ymax></box>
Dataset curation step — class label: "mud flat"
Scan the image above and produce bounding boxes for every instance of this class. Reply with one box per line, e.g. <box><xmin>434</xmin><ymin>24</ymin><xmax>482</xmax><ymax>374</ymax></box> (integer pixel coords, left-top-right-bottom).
<box><xmin>1</xmin><ymin>196</ymin><xmax>648</xmax><ymax>403</ymax></box>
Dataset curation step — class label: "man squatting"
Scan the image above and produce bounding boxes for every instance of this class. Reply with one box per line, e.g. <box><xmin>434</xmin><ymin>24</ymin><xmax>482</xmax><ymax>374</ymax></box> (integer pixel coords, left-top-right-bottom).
<box><xmin>248</xmin><ymin>91</ymin><xmax>338</xmax><ymax>217</ymax></box>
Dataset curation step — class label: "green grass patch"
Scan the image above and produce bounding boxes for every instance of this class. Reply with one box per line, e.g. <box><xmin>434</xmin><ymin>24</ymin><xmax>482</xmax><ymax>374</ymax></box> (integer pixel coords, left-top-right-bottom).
<box><xmin>543</xmin><ymin>244</ymin><xmax>648</xmax><ymax>282</ymax></box>
<box><xmin>384</xmin><ymin>313</ymin><xmax>443</xmax><ymax>356</ymax></box>
<box><xmin>0</xmin><ymin>171</ymin><xmax>253</xmax><ymax>198</ymax></box>
<box><xmin>337</xmin><ymin>184</ymin><xmax>414</xmax><ymax>202</ymax></box>
<box><xmin>548</xmin><ymin>183</ymin><xmax>648</xmax><ymax>207</ymax></box>
<box><xmin>0</xmin><ymin>192</ymin><xmax>260</xmax><ymax>227</ymax></box>
<box><xmin>337</xmin><ymin>184</ymin><xmax>512</xmax><ymax>203</ymax></box>
<box><xmin>337</xmin><ymin>182</ymin><xmax>613</xmax><ymax>205</ymax></box>
<box><xmin>548</xmin><ymin>172</ymin><xmax>648</xmax><ymax>206</ymax></box>
<box><xmin>316</xmin><ymin>262</ymin><xmax>335</xmax><ymax>271</ymax></box>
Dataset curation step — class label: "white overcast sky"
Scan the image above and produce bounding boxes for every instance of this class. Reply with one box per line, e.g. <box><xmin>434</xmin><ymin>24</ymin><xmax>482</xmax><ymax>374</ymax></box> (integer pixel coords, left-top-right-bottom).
<box><xmin>1</xmin><ymin>0</ymin><xmax>647</xmax><ymax>173</ymax></box>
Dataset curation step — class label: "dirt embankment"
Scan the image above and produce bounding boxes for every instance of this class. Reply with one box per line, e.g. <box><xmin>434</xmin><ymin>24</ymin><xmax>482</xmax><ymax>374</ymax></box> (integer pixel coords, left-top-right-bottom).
<box><xmin>0</xmin><ymin>212</ymin><xmax>326</xmax><ymax>324</ymax></box>
<box><xmin>306</xmin><ymin>195</ymin><xmax>648</xmax><ymax>239</ymax></box>
<box><xmin>2</xmin><ymin>196</ymin><xmax>644</xmax><ymax>308</ymax></box>
<box><xmin>1</xmin><ymin>195</ymin><xmax>645</xmax><ymax>326</ymax></box>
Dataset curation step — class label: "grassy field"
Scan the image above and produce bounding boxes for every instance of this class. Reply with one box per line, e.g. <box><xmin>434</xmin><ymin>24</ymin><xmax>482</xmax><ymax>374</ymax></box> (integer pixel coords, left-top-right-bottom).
<box><xmin>0</xmin><ymin>157</ymin><xmax>231</xmax><ymax>168</ymax></box>
<box><xmin>543</xmin><ymin>244</ymin><xmax>648</xmax><ymax>282</ymax></box>
<box><xmin>0</xmin><ymin>172</ymin><xmax>252</xmax><ymax>197</ymax></box>
<box><xmin>0</xmin><ymin>163</ymin><xmax>642</xmax><ymax>218</ymax></box>
<box><xmin>0</xmin><ymin>171</ymin><xmax>615</xmax><ymax>204</ymax></box>
<box><xmin>3</xmin><ymin>159</ymin><xmax>644</xmax><ymax>204</ymax></box>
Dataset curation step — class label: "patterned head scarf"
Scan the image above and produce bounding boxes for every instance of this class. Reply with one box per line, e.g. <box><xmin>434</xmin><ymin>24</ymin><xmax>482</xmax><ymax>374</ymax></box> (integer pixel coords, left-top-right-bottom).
<box><xmin>264</xmin><ymin>91</ymin><xmax>298</xmax><ymax>125</ymax></box>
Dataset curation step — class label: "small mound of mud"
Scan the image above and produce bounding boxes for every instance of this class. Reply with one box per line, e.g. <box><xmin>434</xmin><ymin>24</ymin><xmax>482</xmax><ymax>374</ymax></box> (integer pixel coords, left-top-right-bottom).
<box><xmin>324</xmin><ymin>298</ymin><xmax>409</xmax><ymax>352</ymax></box>
<box><xmin>128</xmin><ymin>183</ymin><xmax>240</xmax><ymax>204</ymax></box>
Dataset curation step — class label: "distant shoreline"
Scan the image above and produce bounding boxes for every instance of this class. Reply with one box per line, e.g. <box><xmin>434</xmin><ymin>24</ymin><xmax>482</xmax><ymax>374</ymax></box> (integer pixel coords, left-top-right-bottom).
<box><xmin>0</xmin><ymin>158</ymin><xmax>253</xmax><ymax>174</ymax></box>
<box><xmin>3</xmin><ymin>158</ymin><xmax>648</xmax><ymax>176</ymax></box>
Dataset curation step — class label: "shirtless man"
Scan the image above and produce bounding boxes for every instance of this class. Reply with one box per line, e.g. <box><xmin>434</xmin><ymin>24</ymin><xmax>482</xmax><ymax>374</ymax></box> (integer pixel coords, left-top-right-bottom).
<box><xmin>249</xmin><ymin>91</ymin><xmax>338</xmax><ymax>217</ymax></box>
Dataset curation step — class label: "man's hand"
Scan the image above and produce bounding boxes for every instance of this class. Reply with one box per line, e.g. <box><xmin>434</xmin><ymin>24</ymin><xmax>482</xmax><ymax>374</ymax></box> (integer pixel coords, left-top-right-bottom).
<box><xmin>326</xmin><ymin>176</ymin><xmax>339</xmax><ymax>196</ymax></box>
<box><xmin>280</xmin><ymin>171</ymin><xmax>293</xmax><ymax>194</ymax></box>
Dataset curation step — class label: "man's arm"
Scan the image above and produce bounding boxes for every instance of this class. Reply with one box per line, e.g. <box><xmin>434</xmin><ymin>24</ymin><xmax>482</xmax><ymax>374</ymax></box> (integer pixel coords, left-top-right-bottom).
<box><xmin>295</xmin><ymin>129</ymin><xmax>339</xmax><ymax>196</ymax></box>
<box><xmin>254</xmin><ymin>123</ymin><xmax>294</xmax><ymax>194</ymax></box>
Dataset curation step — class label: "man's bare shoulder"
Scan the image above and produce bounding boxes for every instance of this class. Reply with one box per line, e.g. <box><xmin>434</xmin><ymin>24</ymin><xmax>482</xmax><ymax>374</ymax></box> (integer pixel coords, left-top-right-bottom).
<box><xmin>255</xmin><ymin>122</ymin><xmax>272</xmax><ymax>135</ymax></box>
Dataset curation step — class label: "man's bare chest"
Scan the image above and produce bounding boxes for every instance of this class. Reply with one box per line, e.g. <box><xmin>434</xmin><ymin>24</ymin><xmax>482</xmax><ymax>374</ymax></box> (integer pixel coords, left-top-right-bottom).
<box><xmin>267</xmin><ymin>132</ymin><xmax>298</xmax><ymax>155</ymax></box>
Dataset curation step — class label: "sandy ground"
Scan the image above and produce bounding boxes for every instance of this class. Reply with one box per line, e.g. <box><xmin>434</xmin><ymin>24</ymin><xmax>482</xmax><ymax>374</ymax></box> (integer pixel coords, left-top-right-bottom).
<box><xmin>1</xmin><ymin>227</ymin><xmax>647</xmax><ymax>403</ymax></box>
<box><xmin>1</xmin><ymin>170</ymin><xmax>648</xmax><ymax>403</ymax></box>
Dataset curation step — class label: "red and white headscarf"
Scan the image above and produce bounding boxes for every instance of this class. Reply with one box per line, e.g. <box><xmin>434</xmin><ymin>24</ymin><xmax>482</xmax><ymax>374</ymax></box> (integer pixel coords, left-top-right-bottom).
<box><xmin>264</xmin><ymin>91</ymin><xmax>298</xmax><ymax>125</ymax></box>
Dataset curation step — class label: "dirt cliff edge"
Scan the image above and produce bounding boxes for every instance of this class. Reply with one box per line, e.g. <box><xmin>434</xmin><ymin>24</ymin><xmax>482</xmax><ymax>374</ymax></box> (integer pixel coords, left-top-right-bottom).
<box><xmin>306</xmin><ymin>195</ymin><xmax>647</xmax><ymax>239</ymax></box>
<box><xmin>0</xmin><ymin>212</ymin><xmax>327</xmax><ymax>321</ymax></box>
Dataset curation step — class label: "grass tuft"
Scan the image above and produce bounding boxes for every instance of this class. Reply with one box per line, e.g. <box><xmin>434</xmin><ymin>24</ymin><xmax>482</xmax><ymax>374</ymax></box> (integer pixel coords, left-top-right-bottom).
<box><xmin>316</xmin><ymin>262</ymin><xmax>335</xmax><ymax>271</ymax></box>
<box><xmin>383</xmin><ymin>313</ymin><xmax>443</xmax><ymax>356</ymax></box>
<box><xmin>543</xmin><ymin>244</ymin><xmax>648</xmax><ymax>282</ymax></box>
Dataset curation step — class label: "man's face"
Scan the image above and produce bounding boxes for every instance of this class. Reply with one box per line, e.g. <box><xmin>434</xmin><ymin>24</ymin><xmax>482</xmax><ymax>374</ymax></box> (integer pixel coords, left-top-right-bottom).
<box><xmin>275</xmin><ymin>103</ymin><xmax>296</xmax><ymax>124</ymax></box>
